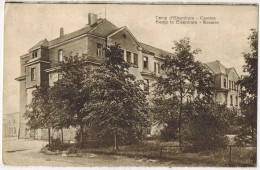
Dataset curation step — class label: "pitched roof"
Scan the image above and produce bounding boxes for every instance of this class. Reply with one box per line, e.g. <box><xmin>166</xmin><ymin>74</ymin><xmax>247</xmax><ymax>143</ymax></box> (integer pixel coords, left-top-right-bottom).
<box><xmin>29</xmin><ymin>39</ymin><xmax>49</xmax><ymax>51</ymax></box>
<box><xmin>48</xmin><ymin>26</ymin><xmax>92</xmax><ymax>47</ymax></box>
<box><xmin>30</xmin><ymin>19</ymin><xmax>118</xmax><ymax>49</ymax></box>
<box><xmin>49</xmin><ymin>19</ymin><xmax>118</xmax><ymax>47</ymax></box>
<box><xmin>88</xmin><ymin>19</ymin><xmax>118</xmax><ymax>37</ymax></box>
<box><xmin>29</xmin><ymin>18</ymin><xmax>173</xmax><ymax>57</ymax></box>
<box><xmin>140</xmin><ymin>42</ymin><xmax>173</xmax><ymax>57</ymax></box>
<box><xmin>204</xmin><ymin>60</ymin><xmax>239</xmax><ymax>76</ymax></box>
<box><xmin>225</xmin><ymin>68</ymin><xmax>233</xmax><ymax>74</ymax></box>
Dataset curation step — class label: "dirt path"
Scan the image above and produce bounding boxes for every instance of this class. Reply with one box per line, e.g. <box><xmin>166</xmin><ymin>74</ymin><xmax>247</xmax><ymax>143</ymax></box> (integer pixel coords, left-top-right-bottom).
<box><xmin>2</xmin><ymin>138</ymin><xmax>170</xmax><ymax>166</ymax></box>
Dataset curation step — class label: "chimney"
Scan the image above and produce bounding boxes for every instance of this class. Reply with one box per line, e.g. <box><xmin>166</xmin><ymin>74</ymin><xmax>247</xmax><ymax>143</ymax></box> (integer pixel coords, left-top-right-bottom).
<box><xmin>88</xmin><ymin>13</ymin><xmax>98</xmax><ymax>26</ymax></box>
<box><xmin>60</xmin><ymin>27</ymin><xmax>64</xmax><ymax>37</ymax></box>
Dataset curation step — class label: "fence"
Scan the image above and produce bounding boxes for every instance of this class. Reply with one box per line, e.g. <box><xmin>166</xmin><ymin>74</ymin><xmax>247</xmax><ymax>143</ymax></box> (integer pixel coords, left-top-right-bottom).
<box><xmin>159</xmin><ymin>145</ymin><xmax>256</xmax><ymax>167</ymax></box>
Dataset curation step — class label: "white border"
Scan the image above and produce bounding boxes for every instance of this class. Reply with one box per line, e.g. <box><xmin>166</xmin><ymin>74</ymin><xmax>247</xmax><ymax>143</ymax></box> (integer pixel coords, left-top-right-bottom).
<box><xmin>0</xmin><ymin>1</ymin><xmax>259</xmax><ymax>170</ymax></box>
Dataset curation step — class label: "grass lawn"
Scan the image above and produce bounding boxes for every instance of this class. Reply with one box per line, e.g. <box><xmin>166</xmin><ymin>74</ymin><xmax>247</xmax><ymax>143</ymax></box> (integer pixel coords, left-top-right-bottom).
<box><xmin>81</xmin><ymin>140</ymin><xmax>256</xmax><ymax>167</ymax></box>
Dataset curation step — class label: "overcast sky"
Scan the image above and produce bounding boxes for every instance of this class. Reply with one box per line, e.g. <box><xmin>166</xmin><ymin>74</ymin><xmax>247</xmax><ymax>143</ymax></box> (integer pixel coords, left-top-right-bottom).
<box><xmin>3</xmin><ymin>3</ymin><xmax>258</xmax><ymax>114</ymax></box>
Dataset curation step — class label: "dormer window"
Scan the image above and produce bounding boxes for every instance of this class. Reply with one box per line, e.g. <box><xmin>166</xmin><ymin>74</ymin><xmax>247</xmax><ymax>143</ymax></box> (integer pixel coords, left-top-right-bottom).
<box><xmin>58</xmin><ymin>50</ymin><xmax>63</xmax><ymax>62</ymax></box>
<box><xmin>32</xmin><ymin>50</ymin><xmax>38</xmax><ymax>58</ymax></box>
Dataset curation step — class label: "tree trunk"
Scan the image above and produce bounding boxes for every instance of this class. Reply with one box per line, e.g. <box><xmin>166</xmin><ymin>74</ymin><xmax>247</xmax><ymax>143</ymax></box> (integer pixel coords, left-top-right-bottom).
<box><xmin>179</xmin><ymin>94</ymin><xmax>183</xmax><ymax>147</ymax></box>
<box><xmin>48</xmin><ymin>128</ymin><xmax>51</xmax><ymax>146</ymax></box>
<box><xmin>79</xmin><ymin>124</ymin><xmax>83</xmax><ymax>147</ymax></box>
<box><xmin>251</xmin><ymin>115</ymin><xmax>255</xmax><ymax>145</ymax></box>
<box><xmin>114</xmin><ymin>131</ymin><xmax>119</xmax><ymax>150</ymax></box>
<box><xmin>61</xmin><ymin>128</ymin><xmax>64</xmax><ymax>144</ymax></box>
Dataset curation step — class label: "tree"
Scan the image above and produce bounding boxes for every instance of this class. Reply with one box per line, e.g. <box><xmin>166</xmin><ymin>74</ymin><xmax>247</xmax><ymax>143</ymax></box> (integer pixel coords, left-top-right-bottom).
<box><xmin>183</xmin><ymin>102</ymin><xmax>236</xmax><ymax>150</ymax></box>
<box><xmin>151</xmin><ymin>96</ymin><xmax>179</xmax><ymax>141</ymax></box>
<box><xmin>49</xmin><ymin>54</ymin><xmax>93</xmax><ymax>146</ymax></box>
<box><xmin>87</xmin><ymin>44</ymin><xmax>149</xmax><ymax>150</ymax></box>
<box><xmin>24</xmin><ymin>82</ymin><xmax>52</xmax><ymax>145</ymax></box>
<box><xmin>236</xmin><ymin>29</ymin><xmax>258</xmax><ymax>145</ymax></box>
<box><xmin>153</xmin><ymin>37</ymin><xmax>214</xmax><ymax>146</ymax></box>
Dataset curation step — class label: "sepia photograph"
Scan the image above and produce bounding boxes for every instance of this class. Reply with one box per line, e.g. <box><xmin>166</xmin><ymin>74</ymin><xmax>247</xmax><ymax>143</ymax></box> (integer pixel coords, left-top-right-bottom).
<box><xmin>2</xmin><ymin>2</ymin><xmax>258</xmax><ymax>167</ymax></box>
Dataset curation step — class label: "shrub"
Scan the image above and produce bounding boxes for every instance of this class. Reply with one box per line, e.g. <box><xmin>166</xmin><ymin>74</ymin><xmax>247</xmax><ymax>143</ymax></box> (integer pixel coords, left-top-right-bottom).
<box><xmin>183</xmin><ymin>104</ymin><xmax>233</xmax><ymax>151</ymax></box>
<box><xmin>67</xmin><ymin>146</ymin><xmax>79</xmax><ymax>154</ymax></box>
<box><xmin>159</xmin><ymin>123</ymin><xmax>178</xmax><ymax>141</ymax></box>
<box><xmin>75</xmin><ymin>124</ymin><xmax>144</xmax><ymax>148</ymax></box>
<box><xmin>46</xmin><ymin>138</ymin><xmax>72</xmax><ymax>151</ymax></box>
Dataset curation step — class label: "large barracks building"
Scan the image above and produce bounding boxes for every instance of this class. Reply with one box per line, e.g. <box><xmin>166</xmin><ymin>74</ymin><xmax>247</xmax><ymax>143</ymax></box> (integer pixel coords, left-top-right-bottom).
<box><xmin>16</xmin><ymin>13</ymin><xmax>241</xmax><ymax>139</ymax></box>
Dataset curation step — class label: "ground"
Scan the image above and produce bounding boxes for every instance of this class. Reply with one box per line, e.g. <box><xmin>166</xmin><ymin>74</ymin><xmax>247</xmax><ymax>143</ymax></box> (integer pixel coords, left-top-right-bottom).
<box><xmin>2</xmin><ymin>138</ymin><xmax>176</xmax><ymax>167</ymax></box>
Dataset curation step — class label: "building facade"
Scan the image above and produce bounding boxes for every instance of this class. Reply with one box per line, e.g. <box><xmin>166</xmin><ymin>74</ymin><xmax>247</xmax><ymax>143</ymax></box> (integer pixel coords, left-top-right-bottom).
<box><xmin>3</xmin><ymin>112</ymin><xmax>20</xmax><ymax>138</ymax></box>
<box><xmin>16</xmin><ymin>13</ymin><xmax>241</xmax><ymax>139</ymax></box>
<box><xmin>15</xmin><ymin>13</ymin><xmax>171</xmax><ymax>139</ymax></box>
<box><xmin>205</xmin><ymin>60</ymin><xmax>241</xmax><ymax>109</ymax></box>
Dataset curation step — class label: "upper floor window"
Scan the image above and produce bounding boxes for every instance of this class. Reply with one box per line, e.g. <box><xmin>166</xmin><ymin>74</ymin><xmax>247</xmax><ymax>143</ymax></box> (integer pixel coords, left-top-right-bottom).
<box><xmin>31</xmin><ymin>68</ymin><xmax>36</xmax><ymax>81</ymax></box>
<box><xmin>32</xmin><ymin>50</ymin><xmax>38</xmax><ymax>58</ymax></box>
<box><xmin>143</xmin><ymin>56</ymin><xmax>148</xmax><ymax>69</ymax></box>
<box><xmin>230</xmin><ymin>95</ymin><xmax>233</xmax><ymax>106</ymax></box>
<box><xmin>224</xmin><ymin>78</ymin><xmax>227</xmax><ymax>88</ymax></box>
<box><xmin>133</xmin><ymin>53</ymin><xmax>138</xmax><ymax>67</ymax></box>
<box><xmin>229</xmin><ymin>80</ymin><xmax>231</xmax><ymax>89</ymax></box>
<box><xmin>58</xmin><ymin>50</ymin><xmax>63</xmax><ymax>62</ymax></box>
<box><xmin>126</xmin><ymin>51</ymin><xmax>131</xmax><ymax>63</ymax></box>
<box><xmin>143</xmin><ymin>79</ymin><xmax>149</xmax><ymax>93</ymax></box>
<box><xmin>97</xmin><ymin>43</ymin><xmax>103</xmax><ymax>57</ymax></box>
<box><xmin>154</xmin><ymin>62</ymin><xmax>160</xmax><ymax>74</ymax></box>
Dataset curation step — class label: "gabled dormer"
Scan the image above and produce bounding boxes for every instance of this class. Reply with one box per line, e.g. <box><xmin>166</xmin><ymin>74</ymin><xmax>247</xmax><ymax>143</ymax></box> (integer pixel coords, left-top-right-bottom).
<box><xmin>25</xmin><ymin>39</ymin><xmax>50</xmax><ymax>88</ymax></box>
<box><xmin>28</xmin><ymin>39</ymin><xmax>49</xmax><ymax>61</ymax></box>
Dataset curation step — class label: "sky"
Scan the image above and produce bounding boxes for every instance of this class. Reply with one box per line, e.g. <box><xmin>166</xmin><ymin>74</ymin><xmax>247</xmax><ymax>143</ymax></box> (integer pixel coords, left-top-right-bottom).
<box><xmin>3</xmin><ymin>3</ymin><xmax>258</xmax><ymax>114</ymax></box>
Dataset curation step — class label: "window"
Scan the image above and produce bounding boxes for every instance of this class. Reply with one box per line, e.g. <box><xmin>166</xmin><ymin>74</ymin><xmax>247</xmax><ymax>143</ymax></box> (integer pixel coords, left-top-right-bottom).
<box><xmin>97</xmin><ymin>43</ymin><xmax>103</xmax><ymax>57</ymax></box>
<box><xmin>32</xmin><ymin>50</ymin><xmax>38</xmax><ymax>58</ymax></box>
<box><xmin>143</xmin><ymin>56</ymin><xmax>148</xmax><ymax>69</ymax></box>
<box><xmin>232</xmin><ymin>81</ymin><xmax>234</xmax><ymax>90</ymax></box>
<box><xmin>230</xmin><ymin>95</ymin><xmax>233</xmax><ymax>106</ymax></box>
<box><xmin>58</xmin><ymin>74</ymin><xmax>63</xmax><ymax>80</ymax></box>
<box><xmin>133</xmin><ymin>53</ymin><xmax>138</xmax><ymax>67</ymax></box>
<box><xmin>126</xmin><ymin>51</ymin><xmax>131</xmax><ymax>63</ymax></box>
<box><xmin>229</xmin><ymin>80</ymin><xmax>231</xmax><ymax>89</ymax></box>
<box><xmin>224</xmin><ymin>78</ymin><xmax>227</xmax><ymax>88</ymax></box>
<box><xmin>143</xmin><ymin>79</ymin><xmax>149</xmax><ymax>93</ymax></box>
<box><xmin>154</xmin><ymin>62</ymin><xmax>160</xmax><ymax>74</ymax></box>
<box><xmin>31</xmin><ymin>68</ymin><xmax>36</xmax><ymax>81</ymax></box>
<box><xmin>235</xmin><ymin>96</ymin><xmax>238</xmax><ymax>106</ymax></box>
<box><xmin>157</xmin><ymin>63</ymin><xmax>160</xmax><ymax>74</ymax></box>
<box><xmin>58</xmin><ymin>50</ymin><xmax>63</xmax><ymax>62</ymax></box>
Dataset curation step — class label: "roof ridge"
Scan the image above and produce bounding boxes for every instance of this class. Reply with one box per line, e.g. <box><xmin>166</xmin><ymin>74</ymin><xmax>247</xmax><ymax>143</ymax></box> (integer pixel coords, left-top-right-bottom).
<box><xmin>88</xmin><ymin>19</ymin><xmax>106</xmax><ymax>33</ymax></box>
<box><xmin>140</xmin><ymin>42</ymin><xmax>173</xmax><ymax>56</ymax></box>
